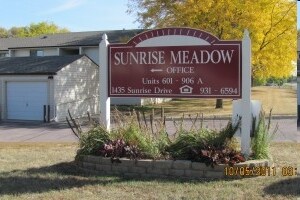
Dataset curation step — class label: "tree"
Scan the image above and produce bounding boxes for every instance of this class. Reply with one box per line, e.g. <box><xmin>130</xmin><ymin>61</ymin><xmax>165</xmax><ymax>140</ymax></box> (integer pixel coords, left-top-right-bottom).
<box><xmin>128</xmin><ymin>0</ymin><xmax>295</xmax><ymax>79</ymax></box>
<box><xmin>128</xmin><ymin>0</ymin><xmax>296</xmax><ymax>108</ymax></box>
<box><xmin>0</xmin><ymin>22</ymin><xmax>69</xmax><ymax>38</ymax></box>
<box><xmin>9</xmin><ymin>22</ymin><xmax>69</xmax><ymax>37</ymax></box>
<box><xmin>0</xmin><ymin>27</ymin><xmax>8</xmax><ymax>38</ymax></box>
<box><xmin>8</xmin><ymin>26</ymin><xmax>26</xmax><ymax>37</ymax></box>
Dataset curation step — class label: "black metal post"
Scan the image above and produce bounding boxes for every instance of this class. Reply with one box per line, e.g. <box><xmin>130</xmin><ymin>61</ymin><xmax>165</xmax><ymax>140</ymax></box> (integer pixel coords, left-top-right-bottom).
<box><xmin>47</xmin><ymin>105</ymin><xmax>50</xmax><ymax>123</ymax></box>
<box><xmin>43</xmin><ymin>105</ymin><xmax>46</xmax><ymax>123</ymax></box>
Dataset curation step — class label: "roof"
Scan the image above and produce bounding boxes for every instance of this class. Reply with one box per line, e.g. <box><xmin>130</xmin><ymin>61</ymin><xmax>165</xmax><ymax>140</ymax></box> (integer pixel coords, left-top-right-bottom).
<box><xmin>0</xmin><ymin>55</ymin><xmax>90</xmax><ymax>75</ymax></box>
<box><xmin>0</xmin><ymin>29</ymin><xmax>145</xmax><ymax>51</ymax></box>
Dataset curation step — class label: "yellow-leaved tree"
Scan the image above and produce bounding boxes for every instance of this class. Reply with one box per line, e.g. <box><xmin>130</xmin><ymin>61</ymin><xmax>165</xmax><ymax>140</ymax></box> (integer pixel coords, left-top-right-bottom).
<box><xmin>128</xmin><ymin>0</ymin><xmax>296</xmax><ymax>107</ymax></box>
<box><xmin>128</xmin><ymin>0</ymin><xmax>296</xmax><ymax>81</ymax></box>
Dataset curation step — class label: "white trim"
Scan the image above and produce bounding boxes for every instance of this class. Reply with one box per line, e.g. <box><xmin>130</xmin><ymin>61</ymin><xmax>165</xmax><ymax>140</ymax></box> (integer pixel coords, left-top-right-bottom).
<box><xmin>99</xmin><ymin>34</ymin><xmax>110</xmax><ymax>130</ymax></box>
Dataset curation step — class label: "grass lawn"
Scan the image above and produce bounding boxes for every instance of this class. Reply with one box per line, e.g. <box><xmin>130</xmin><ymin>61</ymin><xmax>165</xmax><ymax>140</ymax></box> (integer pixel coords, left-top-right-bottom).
<box><xmin>118</xmin><ymin>86</ymin><xmax>297</xmax><ymax>118</ymax></box>
<box><xmin>0</xmin><ymin>142</ymin><xmax>299</xmax><ymax>200</ymax></box>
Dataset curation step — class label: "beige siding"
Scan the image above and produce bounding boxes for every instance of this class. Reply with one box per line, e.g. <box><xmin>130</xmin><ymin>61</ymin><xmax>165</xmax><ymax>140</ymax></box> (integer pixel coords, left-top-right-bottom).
<box><xmin>44</xmin><ymin>48</ymin><xmax>59</xmax><ymax>56</ymax></box>
<box><xmin>13</xmin><ymin>49</ymin><xmax>30</xmax><ymax>57</ymax></box>
<box><xmin>11</xmin><ymin>48</ymin><xmax>58</xmax><ymax>57</ymax></box>
<box><xmin>54</xmin><ymin>56</ymin><xmax>99</xmax><ymax>121</ymax></box>
<box><xmin>81</xmin><ymin>47</ymin><xmax>99</xmax><ymax>64</ymax></box>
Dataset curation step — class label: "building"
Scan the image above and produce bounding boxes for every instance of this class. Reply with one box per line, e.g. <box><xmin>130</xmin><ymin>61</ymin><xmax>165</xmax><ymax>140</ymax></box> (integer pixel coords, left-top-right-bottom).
<box><xmin>0</xmin><ymin>29</ymin><xmax>170</xmax><ymax>122</ymax></box>
<box><xmin>0</xmin><ymin>30</ymin><xmax>144</xmax><ymax>62</ymax></box>
<box><xmin>0</xmin><ymin>55</ymin><xmax>98</xmax><ymax>121</ymax></box>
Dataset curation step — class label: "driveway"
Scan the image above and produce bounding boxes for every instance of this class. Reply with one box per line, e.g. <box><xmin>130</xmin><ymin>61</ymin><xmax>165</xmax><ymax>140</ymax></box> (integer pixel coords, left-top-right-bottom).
<box><xmin>0</xmin><ymin>121</ymin><xmax>78</xmax><ymax>142</ymax></box>
<box><xmin>0</xmin><ymin>117</ymin><xmax>298</xmax><ymax>142</ymax></box>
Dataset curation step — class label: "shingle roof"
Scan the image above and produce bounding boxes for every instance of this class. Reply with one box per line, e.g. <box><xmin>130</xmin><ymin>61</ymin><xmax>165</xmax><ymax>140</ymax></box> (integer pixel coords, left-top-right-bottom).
<box><xmin>0</xmin><ymin>29</ymin><xmax>145</xmax><ymax>50</ymax></box>
<box><xmin>0</xmin><ymin>55</ymin><xmax>89</xmax><ymax>75</ymax></box>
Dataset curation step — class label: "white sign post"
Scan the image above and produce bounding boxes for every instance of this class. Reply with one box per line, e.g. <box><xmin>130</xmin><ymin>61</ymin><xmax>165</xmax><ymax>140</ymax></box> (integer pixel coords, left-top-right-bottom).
<box><xmin>99</xmin><ymin>34</ymin><xmax>110</xmax><ymax>131</ymax></box>
<box><xmin>240</xmin><ymin>30</ymin><xmax>252</xmax><ymax>156</ymax></box>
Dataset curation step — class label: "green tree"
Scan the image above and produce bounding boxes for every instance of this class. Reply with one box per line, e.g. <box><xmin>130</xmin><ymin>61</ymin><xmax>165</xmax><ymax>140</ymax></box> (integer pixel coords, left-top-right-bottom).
<box><xmin>7</xmin><ymin>22</ymin><xmax>69</xmax><ymax>38</ymax></box>
<box><xmin>8</xmin><ymin>26</ymin><xmax>26</xmax><ymax>37</ymax></box>
<box><xmin>0</xmin><ymin>22</ymin><xmax>69</xmax><ymax>38</ymax></box>
<box><xmin>0</xmin><ymin>27</ymin><xmax>8</xmax><ymax>38</ymax></box>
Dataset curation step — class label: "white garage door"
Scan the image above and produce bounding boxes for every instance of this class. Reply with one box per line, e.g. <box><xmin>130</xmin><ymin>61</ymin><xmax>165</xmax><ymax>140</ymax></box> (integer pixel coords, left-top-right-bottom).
<box><xmin>7</xmin><ymin>82</ymin><xmax>48</xmax><ymax>120</ymax></box>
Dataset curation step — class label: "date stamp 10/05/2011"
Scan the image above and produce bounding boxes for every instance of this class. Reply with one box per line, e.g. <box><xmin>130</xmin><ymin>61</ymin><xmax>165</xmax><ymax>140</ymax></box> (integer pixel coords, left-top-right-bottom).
<box><xmin>224</xmin><ymin>166</ymin><xmax>298</xmax><ymax>177</ymax></box>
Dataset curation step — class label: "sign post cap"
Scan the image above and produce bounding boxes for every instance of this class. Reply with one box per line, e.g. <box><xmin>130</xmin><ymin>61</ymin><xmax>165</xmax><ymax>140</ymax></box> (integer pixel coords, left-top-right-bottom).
<box><xmin>102</xmin><ymin>34</ymin><xmax>108</xmax><ymax>41</ymax></box>
<box><xmin>243</xmin><ymin>29</ymin><xmax>250</xmax><ymax>38</ymax></box>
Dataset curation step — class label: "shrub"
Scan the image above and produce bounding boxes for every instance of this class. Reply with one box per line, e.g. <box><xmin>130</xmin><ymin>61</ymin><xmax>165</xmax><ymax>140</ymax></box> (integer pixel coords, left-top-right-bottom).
<box><xmin>253</xmin><ymin>77</ymin><xmax>266</xmax><ymax>86</ymax></box>
<box><xmin>251</xmin><ymin>110</ymin><xmax>277</xmax><ymax>159</ymax></box>
<box><xmin>266</xmin><ymin>76</ymin><xmax>287</xmax><ymax>86</ymax></box>
<box><xmin>113</xmin><ymin>124</ymin><xmax>158</xmax><ymax>158</ymax></box>
<box><xmin>98</xmin><ymin>139</ymin><xmax>143</xmax><ymax>160</ymax></box>
<box><xmin>166</xmin><ymin>120</ymin><xmax>243</xmax><ymax>166</ymax></box>
<box><xmin>110</xmin><ymin>110</ymin><xmax>170</xmax><ymax>159</ymax></box>
<box><xmin>73</xmin><ymin>109</ymin><xmax>246</xmax><ymax>166</ymax></box>
<box><xmin>76</xmin><ymin>126</ymin><xmax>110</xmax><ymax>157</ymax></box>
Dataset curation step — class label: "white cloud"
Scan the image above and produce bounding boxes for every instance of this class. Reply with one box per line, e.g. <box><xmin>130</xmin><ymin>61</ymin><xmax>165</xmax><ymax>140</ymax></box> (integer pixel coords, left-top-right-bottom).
<box><xmin>43</xmin><ymin>0</ymin><xmax>86</xmax><ymax>14</ymax></box>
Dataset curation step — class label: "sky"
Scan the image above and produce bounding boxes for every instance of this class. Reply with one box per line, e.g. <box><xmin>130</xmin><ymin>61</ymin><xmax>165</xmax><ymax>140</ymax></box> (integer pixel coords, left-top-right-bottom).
<box><xmin>0</xmin><ymin>0</ymin><xmax>139</xmax><ymax>32</ymax></box>
<box><xmin>0</xmin><ymin>1</ymin><xmax>298</xmax><ymax>32</ymax></box>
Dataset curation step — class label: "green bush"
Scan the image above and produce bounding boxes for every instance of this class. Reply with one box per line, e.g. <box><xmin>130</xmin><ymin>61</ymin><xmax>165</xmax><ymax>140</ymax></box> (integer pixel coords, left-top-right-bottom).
<box><xmin>266</xmin><ymin>76</ymin><xmax>287</xmax><ymax>86</ymax></box>
<box><xmin>166</xmin><ymin>120</ymin><xmax>241</xmax><ymax>161</ymax></box>
<box><xmin>166</xmin><ymin>129</ymin><xmax>208</xmax><ymax>160</ymax></box>
<box><xmin>77</xmin><ymin>126</ymin><xmax>110</xmax><ymax>157</ymax></box>
<box><xmin>117</xmin><ymin>125</ymin><xmax>157</xmax><ymax>158</ymax></box>
<box><xmin>253</xmin><ymin>77</ymin><xmax>266</xmax><ymax>86</ymax></box>
<box><xmin>74</xmin><ymin>110</ymin><xmax>244</xmax><ymax>165</ymax></box>
<box><xmin>251</xmin><ymin>110</ymin><xmax>276</xmax><ymax>159</ymax></box>
<box><xmin>110</xmin><ymin>112</ymin><xmax>170</xmax><ymax>159</ymax></box>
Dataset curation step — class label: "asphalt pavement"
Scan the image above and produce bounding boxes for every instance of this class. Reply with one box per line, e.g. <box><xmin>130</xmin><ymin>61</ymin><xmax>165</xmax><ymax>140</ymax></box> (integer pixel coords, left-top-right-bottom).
<box><xmin>0</xmin><ymin>117</ymin><xmax>298</xmax><ymax>143</ymax></box>
<box><xmin>0</xmin><ymin>121</ymin><xmax>78</xmax><ymax>142</ymax></box>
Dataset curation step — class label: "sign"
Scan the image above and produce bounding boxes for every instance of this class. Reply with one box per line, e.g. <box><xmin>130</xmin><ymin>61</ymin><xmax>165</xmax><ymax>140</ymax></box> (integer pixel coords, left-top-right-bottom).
<box><xmin>101</xmin><ymin>28</ymin><xmax>252</xmax><ymax>155</ymax></box>
<box><xmin>108</xmin><ymin>28</ymin><xmax>242</xmax><ymax>98</ymax></box>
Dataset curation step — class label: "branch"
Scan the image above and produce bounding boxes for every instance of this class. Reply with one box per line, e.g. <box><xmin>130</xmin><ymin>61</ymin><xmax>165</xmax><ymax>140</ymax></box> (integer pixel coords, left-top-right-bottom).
<box><xmin>259</xmin><ymin>28</ymin><xmax>289</xmax><ymax>51</ymax></box>
<box><xmin>259</xmin><ymin>2</ymin><xmax>295</xmax><ymax>51</ymax></box>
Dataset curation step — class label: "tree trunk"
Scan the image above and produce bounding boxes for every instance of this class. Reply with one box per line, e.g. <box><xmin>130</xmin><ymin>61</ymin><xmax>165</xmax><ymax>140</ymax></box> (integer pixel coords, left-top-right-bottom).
<box><xmin>215</xmin><ymin>99</ymin><xmax>223</xmax><ymax>109</ymax></box>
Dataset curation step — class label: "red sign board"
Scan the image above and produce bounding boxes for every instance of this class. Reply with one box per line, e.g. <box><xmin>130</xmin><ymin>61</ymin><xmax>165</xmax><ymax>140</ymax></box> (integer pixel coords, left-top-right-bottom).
<box><xmin>108</xmin><ymin>28</ymin><xmax>242</xmax><ymax>98</ymax></box>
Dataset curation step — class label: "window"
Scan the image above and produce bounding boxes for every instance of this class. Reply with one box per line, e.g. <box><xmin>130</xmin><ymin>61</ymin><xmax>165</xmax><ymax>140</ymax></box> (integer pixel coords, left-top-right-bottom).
<box><xmin>37</xmin><ymin>50</ymin><xmax>44</xmax><ymax>56</ymax></box>
<box><xmin>30</xmin><ymin>50</ymin><xmax>44</xmax><ymax>57</ymax></box>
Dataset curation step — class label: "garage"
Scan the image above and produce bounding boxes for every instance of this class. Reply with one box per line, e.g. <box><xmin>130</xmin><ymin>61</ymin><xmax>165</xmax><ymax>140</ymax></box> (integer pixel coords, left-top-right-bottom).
<box><xmin>0</xmin><ymin>55</ymin><xmax>99</xmax><ymax>122</ymax></box>
<box><xmin>7</xmin><ymin>82</ymin><xmax>48</xmax><ymax>120</ymax></box>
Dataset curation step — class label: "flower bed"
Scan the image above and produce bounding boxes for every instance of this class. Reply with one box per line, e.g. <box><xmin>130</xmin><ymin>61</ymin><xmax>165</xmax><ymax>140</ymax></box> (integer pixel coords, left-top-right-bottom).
<box><xmin>77</xmin><ymin>156</ymin><xmax>271</xmax><ymax>179</ymax></box>
<box><xmin>70</xmin><ymin>109</ymin><xmax>275</xmax><ymax>179</ymax></box>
